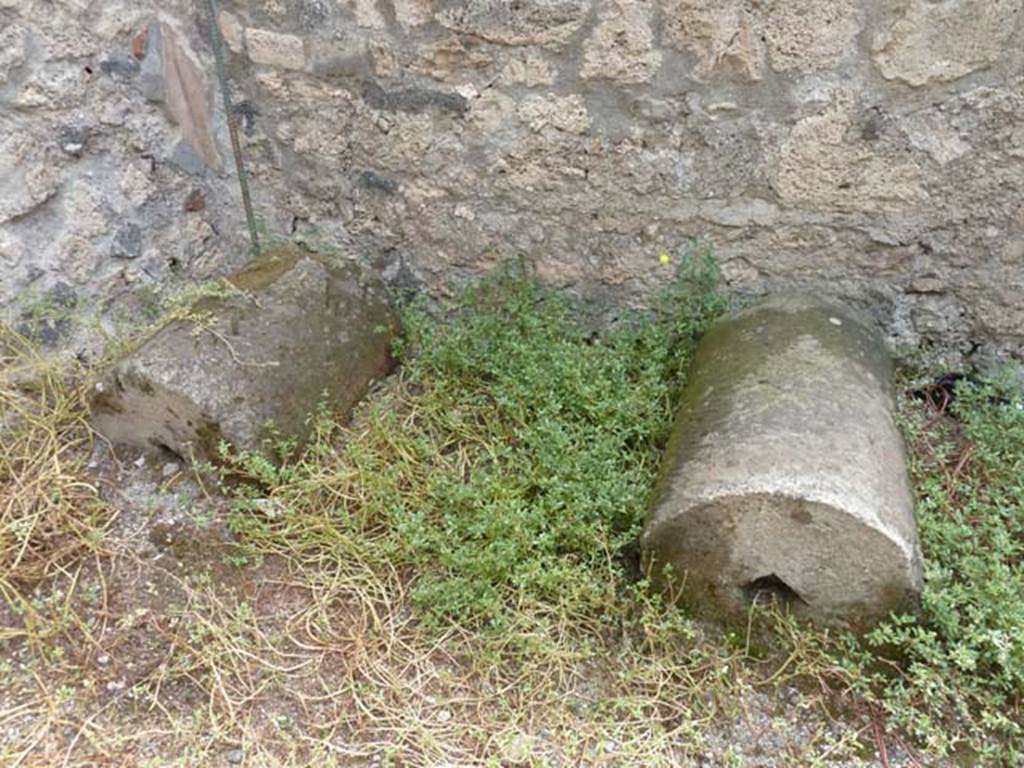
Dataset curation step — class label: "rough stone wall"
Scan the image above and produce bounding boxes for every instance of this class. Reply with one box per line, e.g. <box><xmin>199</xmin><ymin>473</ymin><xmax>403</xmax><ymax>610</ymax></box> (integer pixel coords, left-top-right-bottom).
<box><xmin>2</xmin><ymin>0</ymin><xmax>1023</xmax><ymax>365</ymax></box>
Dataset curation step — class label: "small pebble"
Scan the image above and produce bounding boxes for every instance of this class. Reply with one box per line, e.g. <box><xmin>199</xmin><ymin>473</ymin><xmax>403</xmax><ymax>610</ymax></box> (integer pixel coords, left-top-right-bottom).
<box><xmin>96</xmin><ymin>654</ymin><xmax>110</xmax><ymax>666</ymax></box>
<box><xmin>227</xmin><ymin>748</ymin><xmax>243</xmax><ymax>764</ymax></box>
<box><xmin>161</xmin><ymin>462</ymin><xmax>181</xmax><ymax>479</ymax></box>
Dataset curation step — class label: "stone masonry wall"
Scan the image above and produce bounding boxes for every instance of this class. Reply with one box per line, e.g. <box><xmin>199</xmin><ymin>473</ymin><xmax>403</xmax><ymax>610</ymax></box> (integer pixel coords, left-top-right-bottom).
<box><xmin>2</xmin><ymin>0</ymin><xmax>1023</xmax><ymax>366</ymax></box>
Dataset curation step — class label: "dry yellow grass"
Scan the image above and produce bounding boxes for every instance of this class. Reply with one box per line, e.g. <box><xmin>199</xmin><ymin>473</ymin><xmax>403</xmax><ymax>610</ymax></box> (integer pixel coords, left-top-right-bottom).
<box><xmin>0</xmin><ymin>326</ymin><xmax>113</xmax><ymax>637</ymax></box>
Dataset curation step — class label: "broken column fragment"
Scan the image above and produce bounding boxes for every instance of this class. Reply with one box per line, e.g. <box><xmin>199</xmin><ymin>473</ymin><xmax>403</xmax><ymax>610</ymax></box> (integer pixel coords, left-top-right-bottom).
<box><xmin>90</xmin><ymin>247</ymin><xmax>398</xmax><ymax>462</ymax></box>
<box><xmin>642</xmin><ymin>294</ymin><xmax>923</xmax><ymax>630</ymax></box>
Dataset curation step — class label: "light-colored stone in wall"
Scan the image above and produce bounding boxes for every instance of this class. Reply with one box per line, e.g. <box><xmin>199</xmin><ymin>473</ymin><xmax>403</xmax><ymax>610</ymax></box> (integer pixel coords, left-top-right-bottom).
<box><xmin>0</xmin><ymin>136</ymin><xmax>62</xmax><ymax>225</ymax></box>
<box><xmin>119</xmin><ymin>159</ymin><xmax>156</xmax><ymax>208</ymax></box>
<box><xmin>61</xmin><ymin>178</ymin><xmax>110</xmax><ymax>243</ymax></box>
<box><xmin>0</xmin><ymin>23</ymin><xmax>28</xmax><ymax>86</ymax></box>
<box><xmin>217</xmin><ymin>10</ymin><xmax>245</xmax><ymax>54</ymax></box>
<box><xmin>35</xmin><ymin>12</ymin><xmax>101</xmax><ymax>59</ymax></box>
<box><xmin>344</xmin><ymin>0</ymin><xmax>388</xmax><ymax>29</ymax></box>
<box><xmin>262</xmin><ymin>0</ymin><xmax>288</xmax><ymax>17</ymax></box>
<box><xmin>436</xmin><ymin>0</ymin><xmax>591</xmax><ymax>48</ymax></box>
<box><xmin>13</xmin><ymin>63</ymin><xmax>85</xmax><ymax>110</ymax></box>
<box><xmin>394</xmin><ymin>0</ymin><xmax>433</xmax><ymax>27</ymax></box>
<box><xmin>773</xmin><ymin>91</ymin><xmax>926</xmax><ymax>212</ymax></box>
<box><xmin>371</xmin><ymin>42</ymin><xmax>401</xmax><ymax>78</ymax></box>
<box><xmin>500</xmin><ymin>53</ymin><xmax>555</xmax><ymax>86</ymax></box>
<box><xmin>581</xmin><ymin>0</ymin><xmax>662</xmax><ymax>83</ymax></box>
<box><xmin>518</xmin><ymin>93</ymin><xmax>591</xmax><ymax>135</ymax></box>
<box><xmin>873</xmin><ymin>0</ymin><xmax>1021</xmax><ymax>86</ymax></box>
<box><xmin>903</xmin><ymin>113</ymin><xmax>972</xmax><ymax>167</ymax></box>
<box><xmin>664</xmin><ymin>0</ymin><xmax>764</xmax><ymax>81</ymax></box>
<box><xmin>247</xmin><ymin>28</ymin><xmax>306</xmax><ymax>70</ymax></box>
<box><xmin>413</xmin><ymin>38</ymin><xmax>494</xmax><ymax>80</ymax></box>
<box><xmin>667</xmin><ymin>0</ymin><xmax>859</xmax><ymax>77</ymax></box>
<box><xmin>760</xmin><ymin>0</ymin><xmax>861</xmax><ymax>72</ymax></box>
<box><xmin>90</xmin><ymin>3</ymin><xmax>145</xmax><ymax>39</ymax></box>
<box><xmin>0</xmin><ymin>229</ymin><xmax>24</xmax><ymax>272</ymax></box>
<box><xmin>468</xmin><ymin>89</ymin><xmax>517</xmax><ymax>131</ymax></box>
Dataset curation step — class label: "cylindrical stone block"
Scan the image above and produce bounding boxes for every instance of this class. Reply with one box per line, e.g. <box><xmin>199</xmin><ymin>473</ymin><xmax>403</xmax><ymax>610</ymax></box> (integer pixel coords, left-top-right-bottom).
<box><xmin>641</xmin><ymin>294</ymin><xmax>923</xmax><ymax>630</ymax></box>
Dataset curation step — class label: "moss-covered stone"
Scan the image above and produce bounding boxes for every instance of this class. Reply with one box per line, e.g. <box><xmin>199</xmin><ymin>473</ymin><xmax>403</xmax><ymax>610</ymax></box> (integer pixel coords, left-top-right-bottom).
<box><xmin>642</xmin><ymin>294</ymin><xmax>922</xmax><ymax>631</ymax></box>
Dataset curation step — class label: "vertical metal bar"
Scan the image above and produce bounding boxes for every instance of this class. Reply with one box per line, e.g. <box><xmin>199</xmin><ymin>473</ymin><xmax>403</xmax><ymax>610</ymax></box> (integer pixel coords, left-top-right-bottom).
<box><xmin>204</xmin><ymin>0</ymin><xmax>261</xmax><ymax>259</ymax></box>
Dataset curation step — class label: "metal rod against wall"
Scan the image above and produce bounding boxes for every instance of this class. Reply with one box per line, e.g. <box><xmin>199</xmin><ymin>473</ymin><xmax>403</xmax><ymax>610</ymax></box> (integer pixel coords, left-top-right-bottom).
<box><xmin>203</xmin><ymin>0</ymin><xmax>261</xmax><ymax>259</ymax></box>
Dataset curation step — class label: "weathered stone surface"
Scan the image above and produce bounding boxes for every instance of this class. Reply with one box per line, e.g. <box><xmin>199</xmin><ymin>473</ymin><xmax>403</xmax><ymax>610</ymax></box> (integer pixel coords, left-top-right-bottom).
<box><xmin>90</xmin><ymin>248</ymin><xmax>398</xmax><ymax>460</ymax></box>
<box><xmin>409</xmin><ymin>36</ymin><xmax>490</xmax><ymax>79</ymax></box>
<box><xmin>901</xmin><ymin>111</ymin><xmax>972</xmax><ymax>166</ymax></box>
<box><xmin>772</xmin><ymin>91</ymin><xmax>926</xmax><ymax>211</ymax></box>
<box><xmin>760</xmin><ymin>0</ymin><xmax>860</xmax><ymax>73</ymax></box>
<box><xmin>580</xmin><ymin>0</ymin><xmax>661</xmax><ymax>83</ymax></box>
<box><xmin>100</xmin><ymin>54</ymin><xmax>140</xmax><ymax>79</ymax></box>
<box><xmin>0</xmin><ymin>135</ymin><xmax>62</xmax><ymax>225</ymax></box>
<box><xmin>110</xmin><ymin>223</ymin><xmax>143</xmax><ymax>260</ymax></box>
<box><xmin>1</xmin><ymin>0</ymin><xmax>1022</xmax><ymax>369</ymax></box>
<box><xmin>247</xmin><ymin>28</ymin><xmax>306</xmax><ymax>70</ymax></box>
<box><xmin>393</xmin><ymin>0</ymin><xmax>433</xmax><ymax>27</ymax></box>
<box><xmin>0</xmin><ymin>228</ymin><xmax>24</xmax><ymax>274</ymax></box>
<box><xmin>344</xmin><ymin>0</ymin><xmax>388</xmax><ymax>29</ymax></box>
<box><xmin>310</xmin><ymin>33</ymin><xmax>373</xmax><ymax>78</ymax></box>
<box><xmin>666</xmin><ymin>0</ymin><xmax>858</xmax><ymax>77</ymax></box>
<box><xmin>517</xmin><ymin>93</ymin><xmax>590</xmax><ymax>134</ymax></box>
<box><xmin>0</xmin><ymin>23</ymin><xmax>29</xmax><ymax>85</ymax></box>
<box><xmin>57</xmin><ymin>125</ymin><xmax>89</xmax><ymax>157</ymax></box>
<box><xmin>436</xmin><ymin>0</ymin><xmax>590</xmax><ymax>47</ymax></box>
<box><xmin>12</xmin><ymin>61</ymin><xmax>86</xmax><ymax>110</ymax></box>
<box><xmin>664</xmin><ymin>0</ymin><xmax>764</xmax><ymax>81</ymax></box>
<box><xmin>873</xmin><ymin>0</ymin><xmax>1020</xmax><ymax>86</ymax></box>
<box><xmin>642</xmin><ymin>294</ymin><xmax>923</xmax><ymax>630</ymax></box>
<box><xmin>362</xmin><ymin>81</ymin><xmax>468</xmax><ymax>115</ymax></box>
<box><xmin>139</xmin><ymin>22</ymin><xmax>164</xmax><ymax>101</ymax></box>
<box><xmin>500</xmin><ymin>52</ymin><xmax>555</xmax><ymax>86</ymax></box>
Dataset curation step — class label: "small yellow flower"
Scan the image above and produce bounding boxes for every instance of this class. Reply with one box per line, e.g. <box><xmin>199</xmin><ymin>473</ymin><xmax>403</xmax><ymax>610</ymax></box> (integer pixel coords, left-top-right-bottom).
<box><xmin>659</xmin><ymin>253</ymin><xmax>671</xmax><ymax>266</ymax></box>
